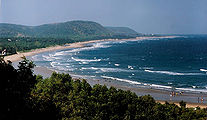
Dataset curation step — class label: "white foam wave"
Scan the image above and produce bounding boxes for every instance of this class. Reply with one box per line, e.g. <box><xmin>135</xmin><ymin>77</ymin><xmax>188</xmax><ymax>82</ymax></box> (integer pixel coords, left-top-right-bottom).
<box><xmin>67</xmin><ymin>42</ymin><xmax>111</xmax><ymax>53</ymax></box>
<box><xmin>139</xmin><ymin>67</ymin><xmax>154</xmax><ymax>70</ymax></box>
<box><xmin>101</xmin><ymin>75</ymin><xmax>206</xmax><ymax>91</ymax></box>
<box><xmin>150</xmin><ymin>84</ymin><xmax>172</xmax><ymax>89</ymax></box>
<box><xmin>50</xmin><ymin>61</ymin><xmax>59</xmax><ymax>67</ymax></box>
<box><xmin>176</xmin><ymin>88</ymin><xmax>207</xmax><ymax>93</ymax></box>
<box><xmin>79</xmin><ymin>62</ymin><xmax>89</xmax><ymax>64</ymax></box>
<box><xmin>117</xmin><ymin>41</ymin><xmax>127</xmax><ymax>44</ymax></box>
<box><xmin>200</xmin><ymin>69</ymin><xmax>207</xmax><ymax>73</ymax></box>
<box><xmin>80</xmin><ymin>67</ymin><xmax>132</xmax><ymax>73</ymax></box>
<box><xmin>100</xmin><ymin>68</ymin><xmax>133</xmax><ymax>72</ymax></box>
<box><xmin>79</xmin><ymin>66</ymin><xmax>135</xmax><ymax>73</ymax></box>
<box><xmin>144</xmin><ymin>69</ymin><xmax>203</xmax><ymax>76</ymax></box>
<box><xmin>50</xmin><ymin>62</ymin><xmax>73</xmax><ymax>71</ymax></box>
<box><xmin>81</xmin><ymin>67</ymin><xmax>100</xmax><ymax>70</ymax></box>
<box><xmin>42</xmin><ymin>54</ymin><xmax>61</xmax><ymax>61</ymax></box>
<box><xmin>128</xmin><ymin>65</ymin><xmax>134</xmax><ymax>70</ymax></box>
<box><xmin>101</xmin><ymin>76</ymin><xmax>141</xmax><ymax>85</ymax></box>
<box><xmin>53</xmin><ymin>51</ymin><xmax>72</xmax><ymax>56</ymax></box>
<box><xmin>31</xmin><ymin>55</ymin><xmax>41</xmax><ymax>61</ymax></box>
<box><xmin>72</xmin><ymin>57</ymin><xmax>101</xmax><ymax>62</ymax></box>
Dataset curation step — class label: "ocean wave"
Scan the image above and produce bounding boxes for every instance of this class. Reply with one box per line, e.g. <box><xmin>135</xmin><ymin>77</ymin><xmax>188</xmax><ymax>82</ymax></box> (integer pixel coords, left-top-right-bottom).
<box><xmin>128</xmin><ymin>65</ymin><xmax>134</xmax><ymax>70</ymax></box>
<box><xmin>101</xmin><ymin>76</ymin><xmax>141</xmax><ymax>85</ymax></box>
<box><xmin>81</xmin><ymin>67</ymin><xmax>100</xmax><ymax>70</ymax></box>
<box><xmin>42</xmin><ymin>54</ymin><xmax>61</xmax><ymax>61</ymax></box>
<box><xmin>79</xmin><ymin>62</ymin><xmax>89</xmax><ymax>64</ymax></box>
<box><xmin>101</xmin><ymin>75</ymin><xmax>207</xmax><ymax>92</ymax></box>
<box><xmin>66</xmin><ymin>42</ymin><xmax>111</xmax><ymax>53</ymax></box>
<box><xmin>176</xmin><ymin>88</ymin><xmax>207</xmax><ymax>93</ymax></box>
<box><xmin>144</xmin><ymin>69</ymin><xmax>204</xmax><ymax>76</ymax></box>
<box><xmin>50</xmin><ymin>62</ymin><xmax>73</xmax><ymax>71</ymax></box>
<box><xmin>200</xmin><ymin>69</ymin><xmax>207</xmax><ymax>73</ymax></box>
<box><xmin>50</xmin><ymin>61</ymin><xmax>59</xmax><ymax>67</ymax></box>
<box><xmin>150</xmin><ymin>84</ymin><xmax>172</xmax><ymax>89</ymax></box>
<box><xmin>100</xmin><ymin>68</ymin><xmax>133</xmax><ymax>72</ymax></box>
<box><xmin>117</xmin><ymin>41</ymin><xmax>127</xmax><ymax>44</ymax></box>
<box><xmin>52</xmin><ymin>51</ymin><xmax>72</xmax><ymax>56</ymax></box>
<box><xmin>72</xmin><ymin>57</ymin><xmax>101</xmax><ymax>62</ymax></box>
<box><xmin>80</xmin><ymin>67</ymin><xmax>133</xmax><ymax>73</ymax></box>
<box><xmin>139</xmin><ymin>67</ymin><xmax>154</xmax><ymax>70</ymax></box>
<box><xmin>31</xmin><ymin>55</ymin><xmax>41</xmax><ymax>61</ymax></box>
<box><xmin>101</xmin><ymin>76</ymin><xmax>172</xmax><ymax>89</ymax></box>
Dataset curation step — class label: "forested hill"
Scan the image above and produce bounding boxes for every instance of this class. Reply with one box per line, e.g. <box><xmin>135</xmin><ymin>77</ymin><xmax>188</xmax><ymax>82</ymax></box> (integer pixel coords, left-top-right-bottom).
<box><xmin>105</xmin><ymin>26</ymin><xmax>139</xmax><ymax>36</ymax></box>
<box><xmin>0</xmin><ymin>21</ymin><xmax>139</xmax><ymax>39</ymax></box>
<box><xmin>0</xmin><ymin>21</ymin><xmax>141</xmax><ymax>55</ymax></box>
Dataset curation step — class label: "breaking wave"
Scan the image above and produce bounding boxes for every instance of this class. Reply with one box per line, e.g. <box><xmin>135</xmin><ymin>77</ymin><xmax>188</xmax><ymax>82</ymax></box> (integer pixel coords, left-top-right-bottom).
<box><xmin>101</xmin><ymin>76</ymin><xmax>142</xmax><ymax>85</ymax></box>
<box><xmin>66</xmin><ymin>42</ymin><xmax>111</xmax><ymax>53</ymax></box>
<box><xmin>72</xmin><ymin>57</ymin><xmax>101</xmax><ymax>62</ymax></box>
<box><xmin>80</xmin><ymin>67</ymin><xmax>134</xmax><ymax>73</ymax></box>
<box><xmin>144</xmin><ymin>69</ymin><xmax>204</xmax><ymax>76</ymax></box>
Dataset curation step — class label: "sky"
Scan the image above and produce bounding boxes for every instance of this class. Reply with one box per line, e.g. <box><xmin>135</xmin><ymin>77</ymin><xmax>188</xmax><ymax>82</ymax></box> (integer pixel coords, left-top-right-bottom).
<box><xmin>0</xmin><ymin>0</ymin><xmax>207</xmax><ymax>34</ymax></box>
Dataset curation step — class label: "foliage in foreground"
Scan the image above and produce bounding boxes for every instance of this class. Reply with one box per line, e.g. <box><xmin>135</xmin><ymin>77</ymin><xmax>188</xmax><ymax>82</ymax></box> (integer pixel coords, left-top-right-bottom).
<box><xmin>32</xmin><ymin>73</ymin><xmax>207</xmax><ymax>120</ymax></box>
<box><xmin>0</xmin><ymin>57</ymin><xmax>37</xmax><ymax>119</ymax></box>
<box><xmin>0</xmin><ymin>57</ymin><xmax>207</xmax><ymax>120</ymax></box>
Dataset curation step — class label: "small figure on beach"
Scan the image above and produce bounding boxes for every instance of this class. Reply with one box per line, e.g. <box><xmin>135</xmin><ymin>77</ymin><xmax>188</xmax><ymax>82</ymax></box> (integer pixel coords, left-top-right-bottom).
<box><xmin>201</xmin><ymin>96</ymin><xmax>204</xmax><ymax>103</ymax></box>
<box><xmin>170</xmin><ymin>92</ymin><xmax>172</xmax><ymax>97</ymax></box>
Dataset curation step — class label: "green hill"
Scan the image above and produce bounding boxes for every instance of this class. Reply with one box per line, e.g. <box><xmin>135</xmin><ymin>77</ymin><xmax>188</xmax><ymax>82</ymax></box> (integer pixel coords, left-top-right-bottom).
<box><xmin>0</xmin><ymin>21</ymin><xmax>141</xmax><ymax>54</ymax></box>
<box><xmin>31</xmin><ymin>21</ymin><xmax>113</xmax><ymax>39</ymax></box>
<box><xmin>0</xmin><ymin>21</ymin><xmax>139</xmax><ymax>39</ymax></box>
<box><xmin>0</xmin><ymin>23</ymin><xmax>32</xmax><ymax>38</ymax></box>
<box><xmin>105</xmin><ymin>26</ymin><xmax>139</xmax><ymax>36</ymax></box>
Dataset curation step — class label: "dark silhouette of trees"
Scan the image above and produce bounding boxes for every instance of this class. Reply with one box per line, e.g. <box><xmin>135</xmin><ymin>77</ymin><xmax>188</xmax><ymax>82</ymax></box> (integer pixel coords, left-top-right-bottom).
<box><xmin>31</xmin><ymin>72</ymin><xmax>207</xmax><ymax>120</ymax></box>
<box><xmin>0</xmin><ymin>56</ymin><xmax>36</xmax><ymax>119</ymax></box>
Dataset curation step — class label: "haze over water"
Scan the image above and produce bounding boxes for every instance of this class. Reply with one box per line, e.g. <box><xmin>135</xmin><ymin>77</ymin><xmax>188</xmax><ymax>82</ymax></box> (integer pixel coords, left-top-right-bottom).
<box><xmin>32</xmin><ymin>35</ymin><xmax>207</xmax><ymax>93</ymax></box>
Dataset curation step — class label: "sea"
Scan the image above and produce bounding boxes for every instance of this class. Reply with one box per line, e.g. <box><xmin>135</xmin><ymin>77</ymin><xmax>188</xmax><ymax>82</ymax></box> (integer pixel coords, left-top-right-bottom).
<box><xmin>31</xmin><ymin>35</ymin><xmax>207</xmax><ymax>93</ymax></box>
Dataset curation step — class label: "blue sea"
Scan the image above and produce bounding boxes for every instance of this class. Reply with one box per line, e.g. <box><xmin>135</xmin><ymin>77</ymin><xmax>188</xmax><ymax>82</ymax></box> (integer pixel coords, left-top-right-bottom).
<box><xmin>31</xmin><ymin>35</ymin><xmax>207</xmax><ymax>93</ymax></box>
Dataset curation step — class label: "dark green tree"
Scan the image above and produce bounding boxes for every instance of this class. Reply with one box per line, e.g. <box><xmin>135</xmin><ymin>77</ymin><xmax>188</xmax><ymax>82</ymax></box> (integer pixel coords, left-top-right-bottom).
<box><xmin>0</xmin><ymin>56</ymin><xmax>36</xmax><ymax>119</ymax></box>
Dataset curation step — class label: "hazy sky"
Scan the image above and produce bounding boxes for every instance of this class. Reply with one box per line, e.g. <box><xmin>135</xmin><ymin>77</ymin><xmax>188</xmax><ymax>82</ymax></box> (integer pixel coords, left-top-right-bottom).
<box><xmin>1</xmin><ymin>0</ymin><xmax>207</xmax><ymax>34</ymax></box>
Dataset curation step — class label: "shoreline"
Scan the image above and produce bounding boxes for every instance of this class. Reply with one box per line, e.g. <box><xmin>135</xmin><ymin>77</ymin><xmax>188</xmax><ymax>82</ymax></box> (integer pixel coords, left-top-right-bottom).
<box><xmin>7</xmin><ymin>36</ymin><xmax>207</xmax><ymax>108</ymax></box>
<box><xmin>4</xmin><ymin>36</ymin><xmax>176</xmax><ymax>62</ymax></box>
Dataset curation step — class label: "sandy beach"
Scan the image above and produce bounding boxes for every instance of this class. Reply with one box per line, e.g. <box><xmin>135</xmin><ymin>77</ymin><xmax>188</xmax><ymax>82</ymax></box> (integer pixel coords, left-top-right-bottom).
<box><xmin>6</xmin><ymin>36</ymin><xmax>207</xmax><ymax>108</ymax></box>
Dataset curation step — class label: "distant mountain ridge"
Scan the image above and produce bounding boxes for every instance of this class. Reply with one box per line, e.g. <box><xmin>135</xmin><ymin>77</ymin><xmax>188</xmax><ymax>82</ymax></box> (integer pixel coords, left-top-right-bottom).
<box><xmin>0</xmin><ymin>21</ymin><xmax>139</xmax><ymax>39</ymax></box>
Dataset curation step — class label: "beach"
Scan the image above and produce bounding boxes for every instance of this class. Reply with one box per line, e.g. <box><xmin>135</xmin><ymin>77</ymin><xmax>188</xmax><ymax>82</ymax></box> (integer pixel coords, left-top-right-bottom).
<box><xmin>6</xmin><ymin>36</ymin><xmax>207</xmax><ymax>108</ymax></box>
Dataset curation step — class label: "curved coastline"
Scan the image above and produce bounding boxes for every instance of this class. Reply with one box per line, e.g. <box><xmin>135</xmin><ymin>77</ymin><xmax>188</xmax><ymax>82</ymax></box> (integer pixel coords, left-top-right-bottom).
<box><xmin>4</xmin><ymin>36</ymin><xmax>176</xmax><ymax>62</ymax></box>
<box><xmin>5</xmin><ymin>36</ymin><xmax>207</xmax><ymax>108</ymax></box>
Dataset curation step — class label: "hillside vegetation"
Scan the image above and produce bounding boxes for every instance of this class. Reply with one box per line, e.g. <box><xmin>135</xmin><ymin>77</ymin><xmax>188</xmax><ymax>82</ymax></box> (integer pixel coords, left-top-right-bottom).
<box><xmin>0</xmin><ymin>21</ymin><xmax>141</xmax><ymax>55</ymax></box>
<box><xmin>1</xmin><ymin>57</ymin><xmax>207</xmax><ymax>120</ymax></box>
<box><xmin>106</xmin><ymin>27</ymin><xmax>139</xmax><ymax>36</ymax></box>
<box><xmin>0</xmin><ymin>21</ymin><xmax>139</xmax><ymax>39</ymax></box>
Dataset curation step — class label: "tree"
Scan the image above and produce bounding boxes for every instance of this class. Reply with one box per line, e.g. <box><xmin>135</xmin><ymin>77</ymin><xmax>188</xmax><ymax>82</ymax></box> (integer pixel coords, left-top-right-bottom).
<box><xmin>0</xmin><ymin>56</ymin><xmax>36</xmax><ymax>119</ymax></box>
<box><xmin>179</xmin><ymin>100</ymin><xmax>186</xmax><ymax>108</ymax></box>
